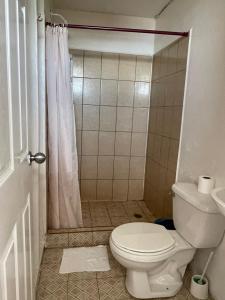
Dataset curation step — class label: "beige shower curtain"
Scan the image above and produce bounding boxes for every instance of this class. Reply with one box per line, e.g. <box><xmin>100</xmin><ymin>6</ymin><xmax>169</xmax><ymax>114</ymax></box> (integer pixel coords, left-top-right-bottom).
<box><xmin>46</xmin><ymin>26</ymin><xmax>83</xmax><ymax>229</ymax></box>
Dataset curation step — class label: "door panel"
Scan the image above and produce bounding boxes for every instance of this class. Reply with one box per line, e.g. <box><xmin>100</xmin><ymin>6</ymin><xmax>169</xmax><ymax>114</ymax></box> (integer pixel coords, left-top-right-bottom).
<box><xmin>0</xmin><ymin>0</ymin><xmax>13</xmax><ymax>180</ymax></box>
<box><xmin>0</xmin><ymin>0</ymin><xmax>41</xmax><ymax>299</ymax></box>
<box><xmin>8</xmin><ymin>0</ymin><xmax>22</xmax><ymax>157</ymax></box>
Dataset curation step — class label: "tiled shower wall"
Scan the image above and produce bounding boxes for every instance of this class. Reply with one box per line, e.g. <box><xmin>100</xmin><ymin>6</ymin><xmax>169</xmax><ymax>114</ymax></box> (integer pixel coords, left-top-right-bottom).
<box><xmin>71</xmin><ymin>51</ymin><xmax>152</xmax><ymax>202</ymax></box>
<box><xmin>144</xmin><ymin>37</ymin><xmax>188</xmax><ymax>217</ymax></box>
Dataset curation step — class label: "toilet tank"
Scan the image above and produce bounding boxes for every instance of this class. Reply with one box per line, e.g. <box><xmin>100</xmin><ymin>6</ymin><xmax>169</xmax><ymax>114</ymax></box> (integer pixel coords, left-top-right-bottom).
<box><xmin>172</xmin><ymin>183</ymin><xmax>225</xmax><ymax>248</ymax></box>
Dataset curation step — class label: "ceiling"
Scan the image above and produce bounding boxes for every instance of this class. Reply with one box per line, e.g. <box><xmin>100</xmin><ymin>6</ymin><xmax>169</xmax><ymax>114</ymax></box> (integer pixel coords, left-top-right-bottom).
<box><xmin>52</xmin><ymin>0</ymin><xmax>171</xmax><ymax>18</ymax></box>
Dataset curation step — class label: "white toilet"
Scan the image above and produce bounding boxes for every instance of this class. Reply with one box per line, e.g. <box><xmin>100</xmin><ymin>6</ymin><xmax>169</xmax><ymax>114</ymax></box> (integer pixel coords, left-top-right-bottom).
<box><xmin>110</xmin><ymin>182</ymin><xmax>225</xmax><ymax>299</ymax></box>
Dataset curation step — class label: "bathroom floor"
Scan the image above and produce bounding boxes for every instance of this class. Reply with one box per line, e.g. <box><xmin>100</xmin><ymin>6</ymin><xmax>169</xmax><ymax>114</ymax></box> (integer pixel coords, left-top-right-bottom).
<box><xmin>48</xmin><ymin>200</ymin><xmax>156</xmax><ymax>232</ymax></box>
<box><xmin>39</xmin><ymin>201</ymin><xmax>213</xmax><ymax>299</ymax></box>
<box><xmin>37</xmin><ymin>244</ymin><xmax>201</xmax><ymax>300</ymax></box>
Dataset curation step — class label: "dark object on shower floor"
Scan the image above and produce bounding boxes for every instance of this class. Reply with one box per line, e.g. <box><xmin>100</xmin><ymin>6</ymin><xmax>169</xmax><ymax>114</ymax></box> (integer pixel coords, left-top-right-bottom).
<box><xmin>154</xmin><ymin>218</ymin><xmax>175</xmax><ymax>230</ymax></box>
<box><xmin>134</xmin><ymin>213</ymin><xmax>143</xmax><ymax>219</ymax></box>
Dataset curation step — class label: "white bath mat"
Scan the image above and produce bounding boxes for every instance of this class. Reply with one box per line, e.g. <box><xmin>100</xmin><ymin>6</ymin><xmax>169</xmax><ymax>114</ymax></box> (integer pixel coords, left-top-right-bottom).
<box><xmin>59</xmin><ymin>245</ymin><xmax>110</xmax><ymax>274</ymax></box>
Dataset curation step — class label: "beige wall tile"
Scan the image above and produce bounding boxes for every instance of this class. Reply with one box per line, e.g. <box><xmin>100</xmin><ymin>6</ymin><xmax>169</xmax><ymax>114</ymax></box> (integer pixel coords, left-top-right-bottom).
<box><xmin>72</xmin><ymin>78</ymin><xmax>83</xmax><ymax>104</ymax></box>
<box><xmin>160</xmin><ymin>48</ymin><xmax>168</xmax><ymax>77</ymax></box>
<box><xmin>162</xmin><ymin>107</ymin><xmax>173</xmax><ymax>137</ymax></box>
<box><xmin>101</xmin><ymin>80</ymin><xmax>118</xmax><ymax>106</ymax></box>
<box><xmin>116</xmin><ymin>107</ymin><xmax>133</xmax><ymax>132</ymax></box>
<box><xmin>84</xmin><ymin>51</ymin><xmax>101</xmax><ymax>78</ymax></box>
<box><xmin>113</xmin><ymin>180</ymin><xmax>128</xmax><ymax>201</ymax></box>
<box><xmin>149</xmin><ymin>108</ymin><xmax>157</xmax><ymax>133</ymax></box>
<box><xmin>171</xmin><ymin>106</ymin><xmax>182</xmax><ymax>139</ymax></box>
<box><xmin>82</xmin><ymin>131</ymin><xmax>98</xmax><ymax>155</ymax></box>
<box><xmin>128</xmin><ymin>180</ymin><xmax>144</xmax><ymax>200</ymax></box>
<box><xmin>117</xmin><ymin>81</ymin><xmax>134</xmax><ymax>107</ymax></box>
<box><xmin>71</xmin><ymin>50</ymin><xmax>83</xmax><ymax>77</ymax></box>
<box><xmin>167</xmin><ymin>43</ymin><xmax>178</xmax><ymax>75</ymax></box>
<box><xmin>98</xmin><ymin>156</ymin><xmax>114</xmax><ymax>179</ymax></box>
<box><xmin>74</xmin><ymin>104</ymin><xmax>82</xmax><ymax>130</ymax></box>
<box><xmin>136</xmin><ymin>56</ymin><xmax>152</xmax><ymax>82</ymax></box>
<box><xmin>134</xmin><ymin>82</ymin><xmax>150</xmax><ymax>107</ymax></box>
<box><xmin>168</xmin><ymin>140</ymin><xmax>179</xmax><ymax>172</ymax></box>
<box><xmin>129</xmin><ymin>157</ymin><xmax>146</xmax><ymax>180</ymax></box>
<box><xmin>133</xmin><ymin>108</ymin><xmax>149</xmax><ymax>132</ymax></box>
<box><xmin>174</xmin><ymin>71</ymin><xmax>186</xmax><ymax>105</ymax></box>
<box><xmin>131</xmin><ymin>133</ymin><xmax>147</xmax><ymax>156</ymax></box>
<box><xmin>83</xmin><ymin>105</ymin><xmax>99</xmax><ymax>131</ymax></box>
<box><xmin>81</xmin><ymin>156</ymin><xmax>98</xmax><ymax>179</ymax></box>
<box><xmin>97</xmin><ymin>180</ymin><xmax>113</xmax><ymax>200</ymax></box>
<box><xmin>81</xmin><ymin>180</ymin><xmax>97</xmax><ymax>201</ymax></box>
<box><xmin>160</xmin><ymin>137</ymin><xmax>170</xmax><ymax>168</ymax></box>
<box><xmin>152</xmin><ymin>134</ymin><xmax>161</xmax><ymax>163</ymax></box>
<box><xmin>100</xmin><ymin>106</ymin><xmax>116</xmax><ymax>131</ymax></box>
<box><xmin>83</xmin><ymin>78</ymin><xmax>100</xmax><ymax>105</ymax></box>
<box><xmin>177</xmin><ymin>37</ymin><xmax>188</xmax><ymax>71</ymax></box>
<box><xmin>99</xmin><ymin>132</ymin><xmax>115</xmax><ymax>155</ymax></box>
<box><xmin>115</xmin><ymin>132</ymin><xmax>131</xmax><ymax>156</ymax></box>
<box><xmin>102</xmin><ymin>53</ymin><xmax>119</xmax><ymax>79</ymax></box>
<box><xmin>119</xmin><ymin>54</ymin><xmax>136</xmax><ymax>80</ymax></box>
<box><xmin>76</xmin><ymin>130</ymin><xmax>82</xmax><ymax>156</ymax></box>
<box><xmin>113</xmin><ymin>156</ymin><xmax>130</xmax><ymax>179</ymax></box>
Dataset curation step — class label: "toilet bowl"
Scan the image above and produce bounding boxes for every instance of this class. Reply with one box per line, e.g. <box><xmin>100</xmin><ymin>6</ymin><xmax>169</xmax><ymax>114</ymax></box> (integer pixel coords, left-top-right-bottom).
<box><xmin>109</xmin><ymin>182</ymin><xmax>225</xmax><ymax>299</ymax></box>
<box><xmin>110</xmin><ymin>222</ymin><xmax>195</xmax><ymax>299</ymax></box>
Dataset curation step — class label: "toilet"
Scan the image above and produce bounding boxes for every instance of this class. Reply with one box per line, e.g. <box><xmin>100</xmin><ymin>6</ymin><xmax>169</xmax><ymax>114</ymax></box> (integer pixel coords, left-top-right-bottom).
<box><xmin>110</xmin><ymin>182</ymin><xmax>225</xmax><ymax>299</ymax></box>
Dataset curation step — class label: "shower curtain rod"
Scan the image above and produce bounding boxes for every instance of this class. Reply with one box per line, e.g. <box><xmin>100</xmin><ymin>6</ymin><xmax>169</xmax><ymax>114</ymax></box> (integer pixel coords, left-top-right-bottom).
<box><xmin>45</xmin><ymin>22</ymin><xmax>188</xmax><ymax>37</ymax></box>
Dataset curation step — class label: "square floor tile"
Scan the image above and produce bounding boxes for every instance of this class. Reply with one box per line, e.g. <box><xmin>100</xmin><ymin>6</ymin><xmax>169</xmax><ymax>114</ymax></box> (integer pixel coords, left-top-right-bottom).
<box><xmin>39</xmin><ymin>264</ymin><xmax>68</xmax><ymax>284</ymax></box>
<box><xmin>42</xmin><ymin>248</ymin><xmax>63</xmax><ymax>265</ymax></box>
<box><xmin>97</xmin><ymin>277</ymin><xmax>134</xmax><ymax>299</ymax></box>
<box><xmin>68</xmin><ymin>279</ymin><xmax>99</xmax><ymax>300</ymax></box>
<box><xmin>69</xmin><ymin>232</ymin><xmax>93</xmax><ymax>247</ymax></box>
<box><xmin>106</xmin><ymin>202</ymin><xmax>127</xmax><ymax>217</ymax></box>
<box><xmin>92</xmin><ymin>216</ymin><xmax>112</xmax><ymax>227</ymax></box>
<box><xmin>97</xmin><ymin>257</ymin><xmax>125</xmax><ymax>279</ymax></box>
<box><xmin>68</xmin><ymin>271</ymin><xmax>97</xmax><ymax>282</ymax></box>
<box><xmin>37</xmin><ymin>284</ymin><xmax>67</xmax><ymax>300</ymax></box>
<box><xmin>110</xmin><ymin>216</ymin><xmax>130</xmax><ymax>227</ymax></box>
<box><xmin>46</xmin><ymin>234</ymin><xmax>69</xmax><ymax>248</ymax></box>
<box><xmin>93</xmin><ymin>231</ymin><xmax>111</xmax><ymax>245</ymax></box>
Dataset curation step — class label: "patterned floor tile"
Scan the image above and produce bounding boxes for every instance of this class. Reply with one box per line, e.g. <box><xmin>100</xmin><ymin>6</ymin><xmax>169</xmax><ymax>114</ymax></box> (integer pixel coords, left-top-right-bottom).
<box><xmin>110</xmin><ymin>216</ymin><xmax>130</xmax><ymax>227</ymax></box>
<box><xmin>83</xmin><ymin>217</ymin><xmax>93</xmax><ymax>227</ymax></box>
<box><xmin>68</xmin><ymin>279</ymin><xmax>99</xmax><ymax>299</ymax></box>
<box><xmin>123</xmin><ymin>201</ymin><xmax>144</xmax><ymax>218</ymax></box>
<box><xmin>42</xmin><ymin>248</ymin><xmax>63</xmax><ymax>265</ymax></box>
<box><xmin>97</xmin><ymin>277</ymin><xmax>134</xmax><ymax>300</ymax></box>
<box><xmin>37</xmin><ymin>281</ymin><xmax>67</xmax><ymax>300</ymax></box>
<box><xmin>92</xmin><ymin>216</ymin><xmax>112</xmax><ymax>227</ymax></box>
<box><xmin>106</xmin><ymin>202</ymin><xmax>127</xmax><ymax>217</ymax></box>
<box><xmin>69</xmin><ymin>232</ymin><xmax>93</xmax><ymax>247</ymax></box>
<box><xmin>93</xmin><ymin>231</ymin><xmax>111</xmax><ymax>245</ymax></box>
<box><xmin>39</xmin><ymin>263</ymin><xmax>68</xmax><ymax>284</ymax></box>
<box><xmin>46</xmin><ymin>233</ymin><xmax>69</xmax><ymax>248</ymax></box>
<box><xmin>69</xmin><ymin>271</ymin><xmax>97</xmax><ymax>282</ymax></box>
<box><xmin>97</xmin><ymin>257</ymin><xmax>125</xmax><ymax>279</ymax></box>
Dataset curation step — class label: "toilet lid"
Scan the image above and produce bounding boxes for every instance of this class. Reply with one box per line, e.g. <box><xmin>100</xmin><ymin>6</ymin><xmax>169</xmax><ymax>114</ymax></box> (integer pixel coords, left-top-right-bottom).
<box><xmin>111</xmin><ymin>223</ymin><xmax>175</xmax><ymax>253</ymax></box>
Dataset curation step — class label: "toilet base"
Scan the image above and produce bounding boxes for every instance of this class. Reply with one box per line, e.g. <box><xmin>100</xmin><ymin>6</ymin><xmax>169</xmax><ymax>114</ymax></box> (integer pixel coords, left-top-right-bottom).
<box><xmin>125</xmin><ymin>264</ymin><xmax>184</xmax><ymax>299</ymax></box>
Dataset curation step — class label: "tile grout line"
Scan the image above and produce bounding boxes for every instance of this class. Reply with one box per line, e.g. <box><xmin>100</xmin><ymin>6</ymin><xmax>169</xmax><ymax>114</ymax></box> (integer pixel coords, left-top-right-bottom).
<box><xmin>96</xmin><ymin>52</ymin><xmax>103</xmax><ymax>202</ymax></box>
<box><xmin>112</xmin><ymin>53</ymin><xmax>120</xmax><ymax>202</ymax></box>
<box><xmin>127</xmin><ymin>55</ymin><xmax>137</xmax><ymax>201</ymax></box>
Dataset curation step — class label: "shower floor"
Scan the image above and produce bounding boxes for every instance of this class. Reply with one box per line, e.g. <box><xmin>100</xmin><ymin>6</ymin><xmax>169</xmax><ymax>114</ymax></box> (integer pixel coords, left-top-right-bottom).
<box><xmin>48</xmin><ymin>200</ymin><xmax>156</xmax><ymax>233</ymax></box>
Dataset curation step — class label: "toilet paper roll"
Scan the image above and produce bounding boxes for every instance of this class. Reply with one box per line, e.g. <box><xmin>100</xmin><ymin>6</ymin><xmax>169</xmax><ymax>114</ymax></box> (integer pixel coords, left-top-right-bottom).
<box><xmin>198</xmin><ymin>176</ymin><xmax>215</xmax><ymax>194</ymax></box>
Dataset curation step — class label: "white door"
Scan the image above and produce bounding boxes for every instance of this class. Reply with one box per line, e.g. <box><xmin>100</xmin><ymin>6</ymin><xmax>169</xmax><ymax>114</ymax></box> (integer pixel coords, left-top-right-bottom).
<box><xmin>0</xmin><ymin>0</ymin><xmax>44</xmax><ymax>299</ymax></box>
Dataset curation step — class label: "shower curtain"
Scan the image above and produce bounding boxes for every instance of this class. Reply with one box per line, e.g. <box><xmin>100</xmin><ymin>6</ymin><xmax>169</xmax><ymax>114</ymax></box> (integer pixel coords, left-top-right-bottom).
<box><xmin>46</xmin><ymin>26</ymin><xmax>83</xmax><ymax>228</ymax></box>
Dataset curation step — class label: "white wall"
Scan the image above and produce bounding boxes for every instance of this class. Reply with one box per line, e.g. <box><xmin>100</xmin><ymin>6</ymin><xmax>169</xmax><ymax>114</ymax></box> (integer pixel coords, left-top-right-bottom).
<box><xmin>155</xmin><ymin>1</ymin><xmax>225</xmax><ymax>300</ymax></box>
<box><xmin>52</xmin><ymin>9</ymin><xmax>155</xmax><ymax>55</ymax></box>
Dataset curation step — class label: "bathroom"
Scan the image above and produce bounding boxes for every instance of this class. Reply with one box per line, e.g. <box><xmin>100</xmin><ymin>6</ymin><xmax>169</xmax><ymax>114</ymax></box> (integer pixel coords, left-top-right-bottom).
<box><xmin>0</xmin><ymin>0</ymin><xmax>225</xmax><ymax>300</ymax></box>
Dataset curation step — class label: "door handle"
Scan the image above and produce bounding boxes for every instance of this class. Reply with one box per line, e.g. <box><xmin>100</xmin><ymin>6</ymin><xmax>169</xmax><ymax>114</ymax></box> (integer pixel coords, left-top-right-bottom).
<box><xmin>27</xmin><ymin>151</ymin><xmax>46</xmax><ymax>165</ymax></box>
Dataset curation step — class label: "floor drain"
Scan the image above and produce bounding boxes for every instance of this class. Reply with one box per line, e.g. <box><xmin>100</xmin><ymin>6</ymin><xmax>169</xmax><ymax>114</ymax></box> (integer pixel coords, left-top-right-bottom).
<box><xmin>134</xmin><ymin>213</ymin><xmax>143</xmax><ymax>218</ymax></box>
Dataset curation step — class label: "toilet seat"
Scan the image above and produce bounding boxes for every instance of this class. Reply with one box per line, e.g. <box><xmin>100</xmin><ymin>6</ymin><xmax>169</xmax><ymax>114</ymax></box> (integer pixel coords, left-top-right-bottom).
<box><xmin>111</xmin><ymin>222</ymin><xmax>175</xmax><ymax>255</ymax></box>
